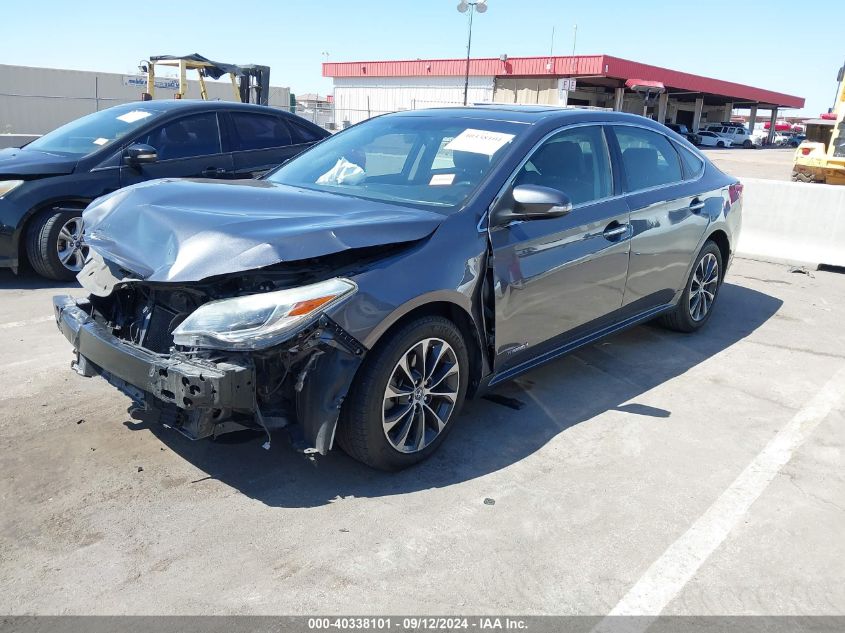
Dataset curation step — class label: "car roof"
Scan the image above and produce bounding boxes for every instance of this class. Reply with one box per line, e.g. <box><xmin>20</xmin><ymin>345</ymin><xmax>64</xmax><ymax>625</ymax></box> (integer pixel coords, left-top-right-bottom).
<box><xmin>386</xmin><ymin>105</ymin><xmax>659</xmax><ymax>126</ymax></box>
<box><xmin>104</xmin><ymin>99</ymin><xmax>293</xmax><ymax>116</ymax></box>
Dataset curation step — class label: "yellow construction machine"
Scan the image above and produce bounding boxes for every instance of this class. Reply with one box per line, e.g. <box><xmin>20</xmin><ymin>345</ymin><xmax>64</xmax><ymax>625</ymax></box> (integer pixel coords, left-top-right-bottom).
<box><xmin>138</xmin><ymin>54</ymin><xmax>271</xmax><ymax>105</ymax></box>
<box><xmin>792</xmin><ymin>63</ymin><xmax>845</xmax><ymax>184</ymax></box>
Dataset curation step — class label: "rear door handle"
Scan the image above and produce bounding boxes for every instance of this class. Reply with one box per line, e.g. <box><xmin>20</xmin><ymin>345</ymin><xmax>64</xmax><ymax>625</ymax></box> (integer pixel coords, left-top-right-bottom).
<box><xmin>201</xmin><ymin>167</ymin><xmax>228</xmax><ymax>178</ymax></box>
<box><xmin>689</xmin><ymin>198</ymin><xmax>706</xmax><ymax>213</ymax></box>
<box><xmin>603</xmin><ymin>222</ymin><xmax>630</xmax><ymax>241</ymax></box>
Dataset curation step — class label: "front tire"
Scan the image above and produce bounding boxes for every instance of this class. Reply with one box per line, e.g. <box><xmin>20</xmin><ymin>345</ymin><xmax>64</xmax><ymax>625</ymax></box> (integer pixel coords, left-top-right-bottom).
<box><xmin>743</xmin><ymin>139</ymin><xmax>753</xmax><ymax>148</ymax></box>
<box><xmin>659</xmin><ymin>241</ymin><xmax>723</xmax><ymax>333</ymax></box>
<box><xmin>337</xmin><ymin>316</ymin><xmax>469</xmax><ymax>471</ymax></box>
<box><xmin>791</xmin><ymin>170</ymin><xmax>818</xmax><ymax>183</ymax></box>
<box><xmin>26</xmin><ymin>208</ymin><xmax>88</xmax><ymax>280</ymax></box>
<box><xmin>716</xmin><ymin>141</ymin><xmax>725</xmax><ymax>148</ymax></box>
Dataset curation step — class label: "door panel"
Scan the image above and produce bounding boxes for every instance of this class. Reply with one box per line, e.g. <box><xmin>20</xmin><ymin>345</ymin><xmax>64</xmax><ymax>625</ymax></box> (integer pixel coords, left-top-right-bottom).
<box><xmin>489</xmin><ymin>124</ymin><xmax>630</xmax><ymax>373</ymax></box>
<box><xmin>232</xmin><ymin>144</ymin><xmax>307</xmax><ymax>179</ymax></box>
<box><xmin>491</xmin><ymin>200</ymin><xmax>631</xmax><ymax>372</ymax></box>
<box><xmin>120</xmin><ymin>112</ymin><xmax>232</xmax><ymax>186</ymax></box>
<box><xmin>610</xmin><ymin>125</ymin><xmax>711</xmax><ymax>311</ymax></box>
<box><xmin>622</xmin><ymin>188</ymin><xmax>710</xmax><ymax>310</ymax></box>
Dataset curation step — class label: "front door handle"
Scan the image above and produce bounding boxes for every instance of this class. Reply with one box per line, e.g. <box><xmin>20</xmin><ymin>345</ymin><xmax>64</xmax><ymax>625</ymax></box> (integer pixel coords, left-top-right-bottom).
<box><xmin>201</xmin><ymin>167</ymin><xmax>228</xmax><ymax>178</ymax></box>
<box><xmin>689</xmin><ymin>198</ymin><xmax>706</xmax><ymax>213</ymax></box>
<box><xmin>603</xmin><ymin>222</ymin><xmax>630</xmax><ymax>241</ymax></box>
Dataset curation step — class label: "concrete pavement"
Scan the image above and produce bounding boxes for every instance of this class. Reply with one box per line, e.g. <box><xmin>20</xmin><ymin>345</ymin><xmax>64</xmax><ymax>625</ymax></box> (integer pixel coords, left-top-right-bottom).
<box><xmin>0</xmin><ymin>258</ymin><xmax>842</xmax><ymax>615</ymax></box>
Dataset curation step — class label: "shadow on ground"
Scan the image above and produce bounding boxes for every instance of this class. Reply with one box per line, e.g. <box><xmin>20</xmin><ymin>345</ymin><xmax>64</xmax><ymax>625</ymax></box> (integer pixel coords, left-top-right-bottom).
<box><xmin>122</xmin><ymin>282</ymin><xmax>782</xmax><ymax>507</ymax></box>
<box><xmin>0</xmin><ymin>267</ymin><xmax>79</xmax><ymax>291</ymax></box>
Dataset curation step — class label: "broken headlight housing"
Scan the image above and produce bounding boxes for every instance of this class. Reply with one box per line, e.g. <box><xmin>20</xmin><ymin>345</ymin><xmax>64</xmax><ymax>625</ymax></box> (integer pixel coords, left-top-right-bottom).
<box><xmin>172</xmin><ymin>277</ymin><xmax>357</xmax><ymax>350</ymax></box>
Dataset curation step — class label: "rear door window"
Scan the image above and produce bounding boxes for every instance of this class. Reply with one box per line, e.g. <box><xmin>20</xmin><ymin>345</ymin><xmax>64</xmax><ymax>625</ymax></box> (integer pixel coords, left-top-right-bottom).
<box><xmin>231</xmin><ymin>113</ymin><xmax>293</xmax><ymax>151</ymax></box>
<box><xmin>287</xmin><ymin>119</ymin><xmax>324</xmax><ymax>144</ymax></box>
<box><xmin>677</xmin><ymin>144</ymin><xmax>705</xmax><ymax>180</ymax></box>
<box><xmin>613</xmin><ymin>126</ymin><xmax>683</xmax><ymax>191</ymax></box>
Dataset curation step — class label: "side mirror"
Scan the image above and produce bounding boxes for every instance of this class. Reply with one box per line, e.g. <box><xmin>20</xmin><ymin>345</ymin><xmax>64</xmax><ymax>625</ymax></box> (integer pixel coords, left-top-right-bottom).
<box><xmin>492</xmin><ymin>184</ymin><xmax>573</xmax><ymax>226</ymax></box>
<box><xmin>124</xmin><ymin>143</ymin><xmax>157</xmax><ymax>166</ymax></box>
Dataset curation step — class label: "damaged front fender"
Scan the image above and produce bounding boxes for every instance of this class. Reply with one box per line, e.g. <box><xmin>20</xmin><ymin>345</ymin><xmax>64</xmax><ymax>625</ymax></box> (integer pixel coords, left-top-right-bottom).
<box><xmin>295</xmin><ymin>317</ymin><xmax>366</xmax><ymax>454</ymax></box>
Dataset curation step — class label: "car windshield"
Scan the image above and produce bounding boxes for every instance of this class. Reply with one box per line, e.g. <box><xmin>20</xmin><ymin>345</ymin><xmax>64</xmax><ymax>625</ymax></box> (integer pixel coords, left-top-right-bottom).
<box><xmin>25</xmin><ymin>105</ymin><xmax>159</xmax><ymax>157</ymax></box>
<box><xmin>266</xmin><ymin>114</ymin><xmax>525</xmax><ymax>211</ymax></box>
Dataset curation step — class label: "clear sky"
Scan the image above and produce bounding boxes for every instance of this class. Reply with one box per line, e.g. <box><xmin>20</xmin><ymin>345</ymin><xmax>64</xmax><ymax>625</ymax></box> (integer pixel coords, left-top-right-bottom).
<box><xmin>2</xmin><ymin>0</ymin><xmax>842</xmax><ymax>116</ymax></box>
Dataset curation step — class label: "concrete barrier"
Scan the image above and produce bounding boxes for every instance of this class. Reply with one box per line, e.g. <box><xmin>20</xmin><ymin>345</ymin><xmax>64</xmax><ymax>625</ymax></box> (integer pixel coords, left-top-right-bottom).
<box><xmin>736</xmin><ymin>177</ymin><xmax>845</xmax><ymax>268</ymax></box>
<box><xmin>0</xmin><ymin>134</ymin><xmax>39</xmax><ymax>149</ymax></box>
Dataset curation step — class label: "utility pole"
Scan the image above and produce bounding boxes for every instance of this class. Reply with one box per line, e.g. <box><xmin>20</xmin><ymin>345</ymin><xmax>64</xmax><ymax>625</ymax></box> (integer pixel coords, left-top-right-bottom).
<box><xmin>457</xmin><ymin>0</ymin><xmax>488</xmax><ymax>106</ymax></box>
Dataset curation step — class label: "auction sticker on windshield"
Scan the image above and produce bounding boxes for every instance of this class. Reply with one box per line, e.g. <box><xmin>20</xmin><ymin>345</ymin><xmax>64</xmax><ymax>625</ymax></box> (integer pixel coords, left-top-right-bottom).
<box><xmin>429</xmin><ymin>173</ymin><xmax>455</xmax><ymax>186</ymax></box>
<box><xmin>445</xmin><ymin>128</ymin><xmax>515</xmax><ymax>155</ymax></box>
<box><xmin>116</xmin><ymin>110</ymin><xmax>153</xmax><ymax>124</ymax></box>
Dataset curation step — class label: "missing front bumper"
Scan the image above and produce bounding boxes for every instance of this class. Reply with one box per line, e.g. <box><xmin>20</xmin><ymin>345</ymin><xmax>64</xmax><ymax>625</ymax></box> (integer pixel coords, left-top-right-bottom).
<box><xmin>52</xmin><ymin>295</ymin><xmax>255</xmax><ymax>411</ymax></box>
<box><xmin>53</xmin><ymin>294</ymin><xmax>367</xmax><ymax>455</ymax></box>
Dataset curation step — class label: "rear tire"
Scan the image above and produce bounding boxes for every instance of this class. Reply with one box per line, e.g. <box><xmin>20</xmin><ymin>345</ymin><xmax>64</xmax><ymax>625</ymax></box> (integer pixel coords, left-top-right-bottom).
<box><xmin>26</xmin><ymin>207</ymin><xmax>88</xmax><ymax>281</ymax></box>
<box><xmin>337</xmin><ymin>316</ymin><xmax>469</xmax><ymax>471</ymax></box>
<box><xmin>659</xmin><ymin>241</ymin><xmax>723</xmax><ymax>333</ymax></box>
<box><xmin>743</xmin><ymin>139</ymin><xmax>753</xmax><ymax>148</ymax></box>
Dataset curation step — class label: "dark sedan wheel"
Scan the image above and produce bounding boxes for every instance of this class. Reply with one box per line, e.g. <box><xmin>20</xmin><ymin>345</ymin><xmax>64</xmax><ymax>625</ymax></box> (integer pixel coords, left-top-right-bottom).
<box><xmin>659</xmin><ymin>241</ymin><xmax>723</xmax><ymax>333</ymax></box>
<box><xmin>26</xmin><ymin>208</ymin><xmax>89</xmax><ymax>280</ymax></box>
<box><xmin>337</xmin><ymin>316</ymin><xmax>469</xmax><ymax>470</ymax></box>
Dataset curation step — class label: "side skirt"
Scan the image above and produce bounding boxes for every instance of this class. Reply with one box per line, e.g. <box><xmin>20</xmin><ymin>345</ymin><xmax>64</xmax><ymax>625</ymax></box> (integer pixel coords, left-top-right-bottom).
<box><xmin>486</xmin><ymin>302</ymin><xmax>675</xmax><ymax>388</ymax></box>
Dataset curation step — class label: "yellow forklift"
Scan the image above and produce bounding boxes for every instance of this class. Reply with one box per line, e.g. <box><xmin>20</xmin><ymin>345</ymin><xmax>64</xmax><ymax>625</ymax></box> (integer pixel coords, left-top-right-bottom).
<box><xmin>138</xmin><ymin>54</ymin><xmax>271</xmax><ymax>105</ymax></box>
<box><xmin>792</xmin><ymin>63</ymin><xmax>845</xmax><ymax>184</ymax></box>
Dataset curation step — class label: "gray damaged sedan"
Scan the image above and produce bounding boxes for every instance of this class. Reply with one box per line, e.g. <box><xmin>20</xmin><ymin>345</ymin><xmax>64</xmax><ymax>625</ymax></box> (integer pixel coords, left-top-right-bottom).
<box><xmin>54</xmin><ymin>106</ymin><xmax>742</xmax><ymax>470</ymax></box>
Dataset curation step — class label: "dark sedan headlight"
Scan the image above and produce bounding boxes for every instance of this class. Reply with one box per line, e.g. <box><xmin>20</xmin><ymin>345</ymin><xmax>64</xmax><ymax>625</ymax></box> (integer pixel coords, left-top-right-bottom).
<box><xmin>172</xmin><ymin>278</ymin><xmax>357</xmax><ymax>350</ymax></box>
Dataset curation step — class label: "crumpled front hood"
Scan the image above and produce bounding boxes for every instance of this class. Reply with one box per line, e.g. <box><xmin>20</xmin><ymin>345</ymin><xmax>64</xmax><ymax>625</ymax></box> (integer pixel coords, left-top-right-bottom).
<box><xmin>0</xmin><ymin>147</ymin><xmax>77</xmax><ymax>176</ymax></box>
<box><xmin>82</xmin><ymin>178</ymin><xmax>445</xmax><ymax>282</ymax></box>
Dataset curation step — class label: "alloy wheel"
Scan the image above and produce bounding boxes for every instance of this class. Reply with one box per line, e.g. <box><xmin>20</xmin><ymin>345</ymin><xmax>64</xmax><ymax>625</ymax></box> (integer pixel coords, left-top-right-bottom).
<box><xmin>689</xmin><ymin>252</ymin><xmax>719</xmax><ymax>322</ymax></box>
<box><xmin>56</xmin><ymin>217</ymin><xmax>88</xmax><ymax>272</ymax></box>
<box><xmin>382</xmin><ymin>337</ymin><xmax>460</xmax><ymax>453</ymax></box>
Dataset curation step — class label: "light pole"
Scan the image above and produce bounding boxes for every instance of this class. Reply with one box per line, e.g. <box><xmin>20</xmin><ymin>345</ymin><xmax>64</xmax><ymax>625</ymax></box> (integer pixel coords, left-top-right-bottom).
<box><xmin>457</xmin><ymin>0</ymin><xmax>487</xmax><ymax>106</ymax></box>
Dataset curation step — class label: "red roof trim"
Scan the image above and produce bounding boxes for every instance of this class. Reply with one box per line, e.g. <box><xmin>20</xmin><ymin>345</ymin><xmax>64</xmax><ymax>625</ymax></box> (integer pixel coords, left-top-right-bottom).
<box><xmin>322</xmin><ymin>55</ymin><xmax>607</xmax><ymax>79</ymax></box>
<box><xmin>322</xmin><ymin>54</ymin><xmax>804</xmax><ymax>109</ymax></box>
<box><xmin>602</xmin><ymin>56</ymin><xmax>803</xmax><ymax>109</ymax></box>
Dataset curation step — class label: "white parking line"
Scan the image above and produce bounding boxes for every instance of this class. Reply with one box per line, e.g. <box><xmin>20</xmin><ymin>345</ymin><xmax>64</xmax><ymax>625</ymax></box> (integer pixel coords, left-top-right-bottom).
<box><xmin>0</xmin><ymin>315</ymin><xmax>54</xmax><ymax>329</ymax></box>
<box><xmin>594</xmin><ymin>363</ymin><xmax>845</xmax><ymax>631</ymax></box>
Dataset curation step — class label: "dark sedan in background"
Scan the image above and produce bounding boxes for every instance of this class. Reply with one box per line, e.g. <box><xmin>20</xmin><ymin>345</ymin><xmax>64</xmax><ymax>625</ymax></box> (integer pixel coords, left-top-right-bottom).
<box><xmin>53</xmin><ymin>106</ymin><xmax>742</xmax><ymax>470</ymax></box>
<box><xmin>0</xmin><ymin>100</ymin><xmax>328</xmax><ymax>279</ymax></box>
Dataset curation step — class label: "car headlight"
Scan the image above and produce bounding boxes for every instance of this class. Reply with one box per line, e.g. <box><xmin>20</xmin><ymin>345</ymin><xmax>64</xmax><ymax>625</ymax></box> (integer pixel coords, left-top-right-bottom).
<box><xmin>172</xmin><ymin>277</ymin><xmax>357</xmax><ymax>350</ymax></box>
<box><xmin>0</xmin><ymin>180</ymin><xmax>24</xmax><ymax>198</ymax></box>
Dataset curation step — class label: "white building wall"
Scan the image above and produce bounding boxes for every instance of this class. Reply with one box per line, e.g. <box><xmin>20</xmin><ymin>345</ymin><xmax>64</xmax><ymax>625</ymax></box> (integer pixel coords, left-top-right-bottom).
<box><xmin>332</xmin><ymin>76</ymin><xmax>494</xmax><ymax>126</ymax></box>
<box><xmin>0</xmin><ymin>64</ymin><xmax>291</xmax><ymax>135</ymax></box>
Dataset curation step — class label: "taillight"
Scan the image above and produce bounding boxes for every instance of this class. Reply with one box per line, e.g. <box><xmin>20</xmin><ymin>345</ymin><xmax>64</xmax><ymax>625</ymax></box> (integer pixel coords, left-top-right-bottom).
<box><xmin>801</xmin><ymin>147</ymin><xmax>811</xmax><ymax>156</ymax></box>
<box><xmin>729</xmin><ymin>182</ymin><xmax>743</xmax><ymax>204</ymax></box>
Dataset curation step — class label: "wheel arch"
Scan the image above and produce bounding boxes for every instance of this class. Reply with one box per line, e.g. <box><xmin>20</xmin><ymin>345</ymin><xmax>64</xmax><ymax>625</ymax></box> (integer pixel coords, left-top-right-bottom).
<box><xmin>361</xmin><ymin>293</ymin><xmax>487</xmax><ymax>397</ymax></box>
<box><xmin>705</xmin><ymin>228</ymin><xmax>731</xmax><ymax>281</ymax></box>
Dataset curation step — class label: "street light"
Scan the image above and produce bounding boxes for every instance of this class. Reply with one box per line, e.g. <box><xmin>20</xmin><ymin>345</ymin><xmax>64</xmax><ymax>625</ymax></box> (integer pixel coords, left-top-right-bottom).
<box><xmin>457</xmin><ymin>0</ymin><xmax>487</xmax><ymax>106</ymax></box>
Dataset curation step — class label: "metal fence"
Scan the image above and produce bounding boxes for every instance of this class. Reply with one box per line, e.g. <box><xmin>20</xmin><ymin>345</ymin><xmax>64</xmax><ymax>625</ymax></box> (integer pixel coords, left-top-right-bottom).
<box><xmin>293</xmin><ymin>100</ymin><xmax>468</xmax><ymax>133</ymax></box>
<box><xmin>0</xmin><ymin>64</ymin><xmax>291</xmax><ymax>135</ymax></box>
